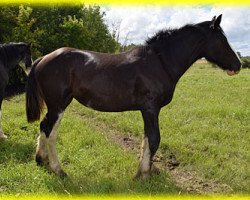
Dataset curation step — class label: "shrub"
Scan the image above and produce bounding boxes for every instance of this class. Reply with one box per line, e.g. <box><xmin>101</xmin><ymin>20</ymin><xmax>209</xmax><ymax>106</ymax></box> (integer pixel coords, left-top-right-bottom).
<box><xmin>241</xmin><ymin>58</ymin><xmax>250</xmax><ymax>68</ymax></box>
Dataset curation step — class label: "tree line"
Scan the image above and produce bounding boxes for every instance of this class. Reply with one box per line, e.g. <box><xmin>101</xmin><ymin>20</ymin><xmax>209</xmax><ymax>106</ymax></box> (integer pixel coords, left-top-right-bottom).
<box><xmin>0</xmin><ymin>4</ymin><xmax>120</xmax><ymax>89</ymax></box>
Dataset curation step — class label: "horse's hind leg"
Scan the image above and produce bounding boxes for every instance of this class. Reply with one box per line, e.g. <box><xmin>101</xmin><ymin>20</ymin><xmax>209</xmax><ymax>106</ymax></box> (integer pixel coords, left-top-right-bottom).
<box><xmin>37</xmin><ymin>109</ymin><xmax>66</xmax><ymax>177</ymax></box>
<box><xmin>36</xmin><ymin>130</ymin><xmax>48</xmax><ymax>166</ymax></box>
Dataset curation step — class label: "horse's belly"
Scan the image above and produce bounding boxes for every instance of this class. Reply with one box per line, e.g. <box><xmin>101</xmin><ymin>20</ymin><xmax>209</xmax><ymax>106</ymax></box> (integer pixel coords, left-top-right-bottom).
<box><xmin>73</xmin><ymin>86</ymin><xmax>138</xmax><ymax>112</ymax></box>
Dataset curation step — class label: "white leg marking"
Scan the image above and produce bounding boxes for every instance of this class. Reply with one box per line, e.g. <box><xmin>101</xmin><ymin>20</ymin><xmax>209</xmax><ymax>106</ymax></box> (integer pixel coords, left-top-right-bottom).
<box><xmin>138</xmin><ymin>137</ymin><xmax>151</xmax><ymax>178</ymax></box>
<box><xmin>47</xmin><ymin>112</ymin><xmax>64</xmax><ymax>175</ymax></box>
<box><xmin>0</xmin><ymin>110</ymin><xmax>7</xmax><ymax>139</ymax></box>
<box><xmin>36</xmin><ymin>131</ymin><xmax>48</xmax><ymax>162</ymax></box>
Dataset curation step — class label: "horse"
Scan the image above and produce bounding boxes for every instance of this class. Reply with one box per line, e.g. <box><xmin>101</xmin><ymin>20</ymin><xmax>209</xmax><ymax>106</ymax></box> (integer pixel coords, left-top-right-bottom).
<box><xmin>0</xmin><ymin>42</ymin><xmax>32</xmax><ymax>139</ymax></box>
<box><xmin>26</xmin><ymin>15</ymin><xmax>241</xmax><ymax>179</ymax></box>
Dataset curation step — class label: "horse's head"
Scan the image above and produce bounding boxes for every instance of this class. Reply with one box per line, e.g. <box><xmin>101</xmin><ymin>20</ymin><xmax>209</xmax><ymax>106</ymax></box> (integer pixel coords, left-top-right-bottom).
<box><xmin>18</xmin><ymin>43</ymin><xmax>33</xmax><ymax>69</ymax></box>
<box><xmin>202</xmin><ymin>15</ymin><xmax>241</xmax><ymax>75</ymax></box>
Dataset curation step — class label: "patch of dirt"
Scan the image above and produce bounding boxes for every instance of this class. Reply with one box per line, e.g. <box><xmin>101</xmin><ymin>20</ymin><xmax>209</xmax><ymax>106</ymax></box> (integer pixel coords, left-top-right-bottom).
<box><xmin>75</xmin><ymin>112</ymin><xmax>233</xmax><ymax>194</ymax></box>
<box><xmin>169</xmin><ymin>169</ymin><xmax>233</xmax><ymax>194</ymax></box>
<box><xmin>110</xmin><ymin>133</ymin><xmax>140</xmax><ymax>153</ymax></box>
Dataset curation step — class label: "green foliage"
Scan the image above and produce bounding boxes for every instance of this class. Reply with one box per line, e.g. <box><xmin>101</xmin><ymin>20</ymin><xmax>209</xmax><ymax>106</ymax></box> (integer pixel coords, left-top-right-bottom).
<box><xmin>241</xmin><ymin>57</ymin><xmax>250</xmax><ymax>68</ymax></box>
<box><xmin>0</xmin><ymin>6</ymin><xmax>19</xmax><ymax>42</ymax></box>
<box><xmin>60</xmin><ymin>15</ymin><xmax>88</xmax><ymax>49</ymax></box>
<box><xmin>29</xmin><ymin>5</ymin><xmax>117</xmax><ymax>55</ymax></box>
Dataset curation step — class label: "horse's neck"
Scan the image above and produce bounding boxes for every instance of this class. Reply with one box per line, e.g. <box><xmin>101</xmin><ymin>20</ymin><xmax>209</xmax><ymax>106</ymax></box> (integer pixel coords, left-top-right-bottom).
<box><xmin>161</xmin><ymin>31</ymin><xmax>205</xmax><ymax>83</ymax></box>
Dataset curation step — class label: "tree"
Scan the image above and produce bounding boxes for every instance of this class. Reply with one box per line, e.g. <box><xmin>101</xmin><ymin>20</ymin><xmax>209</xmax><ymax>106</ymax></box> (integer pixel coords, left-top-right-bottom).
<box><xmin>0</xmin><ymin>6</ymin><xmax>19</xmax><ymax>42</ymax></box>
<box><xmin>31</xmin><ymin>5</ymin><xmax>117</xmax><ymax>54</ymax></box>
<box><xmin>237</xmin><ymin>51</ymin><xmax>242</xmax><ymax>58</ymax></box>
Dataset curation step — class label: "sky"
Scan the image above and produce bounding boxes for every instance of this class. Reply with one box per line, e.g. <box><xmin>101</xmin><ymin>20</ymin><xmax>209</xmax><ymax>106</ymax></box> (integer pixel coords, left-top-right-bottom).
<box><xmin>101</xmin><ymin>6</ymin><xmax>250</xmax><ymax>56</ymax></box>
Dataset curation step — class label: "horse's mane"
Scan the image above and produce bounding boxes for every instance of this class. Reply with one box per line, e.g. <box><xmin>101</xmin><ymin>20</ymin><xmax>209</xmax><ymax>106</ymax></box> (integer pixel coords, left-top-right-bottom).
<box><xmin>146</xmin><ymin>24</ymin><xmax>196</xmax><ymax>46</ymax></box>
<box><xmin>145</xmin><ymin>22</ymin><xmax>212</xmax><ymax>46</ymax></box>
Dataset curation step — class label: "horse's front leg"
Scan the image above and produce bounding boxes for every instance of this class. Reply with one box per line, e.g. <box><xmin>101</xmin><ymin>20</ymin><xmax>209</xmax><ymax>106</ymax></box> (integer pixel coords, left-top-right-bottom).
<box><xmin>0</xmin><ymin>88</ymin><xmax>7</xmax><ymax>140</ymax></box>
<box><xmin>135</xmin><ymin>107</ymin><xmax>160</xmax><ymax>179</ymax></box>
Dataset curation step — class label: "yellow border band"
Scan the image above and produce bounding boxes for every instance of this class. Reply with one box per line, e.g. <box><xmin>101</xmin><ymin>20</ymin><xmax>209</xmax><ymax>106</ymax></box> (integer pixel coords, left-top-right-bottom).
<box><xmin>0</xmin><ymin>0</ymin><xmax>250</xmax><ymax>5</ymax></box>
<box><xmin>0</xmin><ymin>196</ymin><xmax>250</xmax><ymax>200</ymax></box>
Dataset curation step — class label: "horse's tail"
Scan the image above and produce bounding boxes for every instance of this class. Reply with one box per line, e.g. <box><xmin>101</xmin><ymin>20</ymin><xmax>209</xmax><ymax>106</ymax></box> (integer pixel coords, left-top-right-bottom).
<box><xmin>26</xmin><ymin>57</ymin><xmax>44</xmax><ymax>123</ymax></box>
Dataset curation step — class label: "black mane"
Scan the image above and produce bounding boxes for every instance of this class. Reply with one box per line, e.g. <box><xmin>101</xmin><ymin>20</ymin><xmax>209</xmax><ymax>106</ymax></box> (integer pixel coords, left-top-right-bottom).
<box><xmin>0</xmin><ymin>42</ymin><xmax>27</xmax><ymax>68</ymax></box>
<box><xmin>145</xmin><ymin>22</ymin><xmax>211</xmax><ymax>46</ymax></box>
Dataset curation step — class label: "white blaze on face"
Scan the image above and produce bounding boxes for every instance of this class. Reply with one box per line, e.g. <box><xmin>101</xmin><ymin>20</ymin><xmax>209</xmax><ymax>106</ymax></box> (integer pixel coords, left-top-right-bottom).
<box><xmin>226</xmin><ymin>41</ymin><xmax>241</xmax><ymax>75</ymax></box>
<box><xmin>228</xmin><ymin>39</ymin><xmax>241</xmax><ymax>64</ymax></box>
<box><xmin>222</xmin><ymin>31</ymin><xmax>241</xmax><ymax>68</ymax></box>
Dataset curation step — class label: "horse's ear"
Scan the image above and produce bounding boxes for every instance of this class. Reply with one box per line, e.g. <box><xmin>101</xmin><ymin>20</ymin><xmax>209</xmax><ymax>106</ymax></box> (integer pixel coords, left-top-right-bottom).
<box><xmin>210</xmin><ymin>15</ymin><xmax>222</xmax><ymax>29</ymax></box>
<box><xmin>210</xmin><ymin>14</ymin><xmax>222</xmax><ymax>29</ymax></box>
<box><xmin>211</xmin><ymin>16</ymin><xmax>216</xmax><ymax>22</ymax></box>
<box><xmin>215</xmin><ymin>14</ymin><xmax>222</xmax><ymax>27</ymax></box>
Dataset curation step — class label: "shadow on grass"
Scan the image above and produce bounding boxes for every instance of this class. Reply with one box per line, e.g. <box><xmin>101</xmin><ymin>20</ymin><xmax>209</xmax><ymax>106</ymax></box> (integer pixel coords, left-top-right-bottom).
<box><xmin>0</xmin><ymin>139</ymin><xmax>34</xmax><ymax>164</ymax></box>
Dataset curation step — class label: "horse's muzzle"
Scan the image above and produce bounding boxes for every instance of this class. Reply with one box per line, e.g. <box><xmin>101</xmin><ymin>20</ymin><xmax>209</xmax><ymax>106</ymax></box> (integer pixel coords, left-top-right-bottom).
<box><xmin>226</xmin><ymin>70</ymin><xmax>240</xmax><ymax>76</ymax></box>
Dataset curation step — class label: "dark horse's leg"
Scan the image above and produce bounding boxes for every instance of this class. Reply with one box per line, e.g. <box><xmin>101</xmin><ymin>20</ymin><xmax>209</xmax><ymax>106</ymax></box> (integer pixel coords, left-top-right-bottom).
<box><xmin>0</xmin><ymin>64</ymin><xmax>8</xmax><ymax>139</ymax></box>
<box><xmin>0</xmin><ymin>88</ymin><xmax>7</xmax><ymax>139</ymax></box>
<box><xmin>136</xmin><ymin>107</ymin><xmax>160</xmax><ymax>179</ymax></box>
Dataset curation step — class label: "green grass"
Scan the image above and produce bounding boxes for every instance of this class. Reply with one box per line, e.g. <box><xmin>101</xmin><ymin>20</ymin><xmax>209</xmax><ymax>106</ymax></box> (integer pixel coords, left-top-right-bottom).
<box><xmin>0</xmin><ymin>63</ymin><xmax>249</xmax><ymax>195</ymax></box>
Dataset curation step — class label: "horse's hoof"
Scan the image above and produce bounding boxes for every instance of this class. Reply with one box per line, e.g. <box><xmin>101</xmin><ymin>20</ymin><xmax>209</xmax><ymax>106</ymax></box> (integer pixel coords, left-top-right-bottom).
<box><xmin>58</xmin><ymin>170</ymin><xmax>68</xmax><ymax>178</ymax></box>
<box><xmin>36</xmin><ymin>155</ymin><xmax>44</xmax><ymax>166</ymax></box>
<box><xmin>35</xmin><ymin>154</ymin><xmax>49</xmax><ymax>166</ymax></box>
<box><xmin>0</xmin><ymin>133</ymin><xmax>8</xmax><ymax>140</ymax></box>
<box><xmin>133</xmin><ymin>171</ymin><xmax>150</xmax><ymax>180</ymax></box>
<box><xmin>151</xmin><ymin>164</ymin><xmax>160</xmax><ymax>175</ymax></box>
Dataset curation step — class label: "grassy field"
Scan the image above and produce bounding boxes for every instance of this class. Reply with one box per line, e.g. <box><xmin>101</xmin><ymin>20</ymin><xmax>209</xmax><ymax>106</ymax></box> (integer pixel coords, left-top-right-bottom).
<box><xmin>0</xmin><ymin>63</ymin><xmax>249</xmax><ymax>195</ymax></box>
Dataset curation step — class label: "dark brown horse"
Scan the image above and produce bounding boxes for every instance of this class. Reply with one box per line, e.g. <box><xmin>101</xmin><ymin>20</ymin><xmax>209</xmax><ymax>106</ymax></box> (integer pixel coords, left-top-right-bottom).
<box><xmin>26</xmin><ymin>15</ymin><xmax>241</xmax><ymax>178</ymax></box>
<box><xmin>0</xmin><ymin>42</ymin><xmax>32</xmax><ymax>139</ymax></box>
